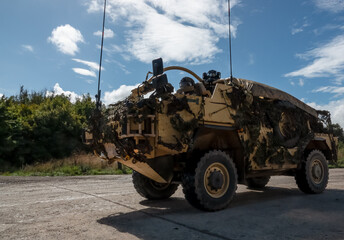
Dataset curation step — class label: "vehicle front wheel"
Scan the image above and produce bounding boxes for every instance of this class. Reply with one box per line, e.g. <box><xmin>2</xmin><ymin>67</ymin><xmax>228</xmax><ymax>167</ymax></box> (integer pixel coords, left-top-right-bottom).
<box><xmin>295</xmin><ymin>150</ymin><xmax>329</xmax><ymax>194</ymax></box>
<box><xmin>132</xmin><ymin>171</ymin><xmax>178</xmax><ymax>200</ymax></box>
<box><xmin>182</xmin><ymin>150</ymin><xmax>238</xmax><ymax>211</ymax></box>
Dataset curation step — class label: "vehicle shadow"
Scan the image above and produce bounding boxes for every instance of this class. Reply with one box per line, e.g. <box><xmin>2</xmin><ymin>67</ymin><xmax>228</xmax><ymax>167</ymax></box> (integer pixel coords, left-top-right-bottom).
<box><xmin>97</xmin><ymin>187</ymin><xmax>344</xmax><ymax>240</ymax></box>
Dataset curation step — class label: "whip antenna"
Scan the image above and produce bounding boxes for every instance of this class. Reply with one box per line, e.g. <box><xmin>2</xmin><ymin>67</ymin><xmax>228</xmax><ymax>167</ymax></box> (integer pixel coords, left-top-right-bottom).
<box><xmin>228</xmin><ymin>0</ymin><xmax>233</xmax><ymax>82</ymax></box>
<box><xmin>96</xmin><ymin>0</ymin><xmax>107</xmax><ymax>110</ymax></box>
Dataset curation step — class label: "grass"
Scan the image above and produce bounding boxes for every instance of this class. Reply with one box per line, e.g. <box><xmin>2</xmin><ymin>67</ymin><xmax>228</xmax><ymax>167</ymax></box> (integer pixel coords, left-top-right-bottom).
<box><xmin>1</xmin><ymin>153</ymin><xmax>132</xmax><ymax>176</ymax></box>
<box><xmin>2</xmin><ymin>141</ymin><xmax>344</xmax><ymax>175</ymax></box>
<box><xmin>329</xmin><ymin>141</ymin><xmax>344</xmax><ymax>168</ymax></box>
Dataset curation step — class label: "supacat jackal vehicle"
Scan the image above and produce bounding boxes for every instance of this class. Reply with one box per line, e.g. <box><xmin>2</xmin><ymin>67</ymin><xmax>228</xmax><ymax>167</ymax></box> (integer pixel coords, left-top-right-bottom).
<box><xmin>86</xmin><ymin>58</ymin><xmax>338</xmax><ymax>211</ymax></box>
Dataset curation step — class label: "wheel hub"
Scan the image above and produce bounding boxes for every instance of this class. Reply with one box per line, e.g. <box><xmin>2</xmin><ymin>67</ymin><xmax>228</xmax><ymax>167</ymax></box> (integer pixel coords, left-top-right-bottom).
<box><xmin>204</xmin><ymin>162</ymin><xmax>230</xmax><ymax>198</ymax></box>
<box><xmin>313</xmin><ymin>165</ymin><xmax>321</xmax><ymax>178</ymax></box>
<box><xmin>310</xmin><ymin>159</ymin><xmax>324</xmax><ymax>184</ymax></box>
<box><xmin>208</xmin><ymin>170</ymin><xmax>224</xmax><ymax>190</ymax></box>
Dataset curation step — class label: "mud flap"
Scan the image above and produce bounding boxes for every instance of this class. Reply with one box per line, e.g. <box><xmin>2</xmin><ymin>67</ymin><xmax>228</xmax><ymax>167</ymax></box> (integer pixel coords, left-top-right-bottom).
<box><xmin>116</xmin><ymin>158</ymin><xmax>169</xmax><ymax>183</ymax></box>
<box><xmin>104</xmin><ymin>143</ymin><xmax>173</xmax><ymax>184</ymax></box>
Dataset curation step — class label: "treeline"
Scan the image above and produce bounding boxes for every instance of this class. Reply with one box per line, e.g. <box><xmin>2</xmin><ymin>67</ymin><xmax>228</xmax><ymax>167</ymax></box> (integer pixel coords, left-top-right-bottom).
<box><xmin>332</xmin><ymin>123</ymin><xmax>344</xmax><ymax>143</ymax></box>
<box><xmin>1</xmin><ymin>86</ymin><xmax>343</xmax><ymax>171</ymax></box>
<box><xmin>0</xmin><ymin>87</ymin><xmax>95</xmax><ymax>171</ymax></box>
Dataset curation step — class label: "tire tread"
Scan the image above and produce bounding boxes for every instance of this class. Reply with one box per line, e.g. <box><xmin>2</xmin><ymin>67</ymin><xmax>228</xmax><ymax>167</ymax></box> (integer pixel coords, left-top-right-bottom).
<box><xmin>295</xmin><ymin>150</ymin><xmax>328</xmax><ymax>194</ymax></box>
<box><xmin>132</xmin><ymin>171</ymin><xmax>178</xmax><ymax>200</ymax></box>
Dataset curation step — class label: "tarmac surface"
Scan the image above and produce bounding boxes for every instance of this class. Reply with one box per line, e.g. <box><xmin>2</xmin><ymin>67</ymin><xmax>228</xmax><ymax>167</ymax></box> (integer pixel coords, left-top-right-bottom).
<box><xmin>1</xmin><ymin>169</ymin><xmax>344</xmax><ymax>240</ymax></box>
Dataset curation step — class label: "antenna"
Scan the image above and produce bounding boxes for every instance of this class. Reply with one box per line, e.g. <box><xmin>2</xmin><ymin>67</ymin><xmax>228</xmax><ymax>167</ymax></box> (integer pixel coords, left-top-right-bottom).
<box><xmin>96</xmin><ymin>0</ymin><xmax>107</xmax><ymax>110</ymax></box>
<box><xmin>228</xmin><ymin>0</ymin><xmax>233</xmax><ymax>82</ymax></box>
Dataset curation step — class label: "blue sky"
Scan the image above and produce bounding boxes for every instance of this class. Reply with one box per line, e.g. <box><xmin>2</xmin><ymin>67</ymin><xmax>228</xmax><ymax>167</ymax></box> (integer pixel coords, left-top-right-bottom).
<box><xmin>1</xmin><ymin>0</ymin><xmax>344</xmax><ymax>126</ymax></box>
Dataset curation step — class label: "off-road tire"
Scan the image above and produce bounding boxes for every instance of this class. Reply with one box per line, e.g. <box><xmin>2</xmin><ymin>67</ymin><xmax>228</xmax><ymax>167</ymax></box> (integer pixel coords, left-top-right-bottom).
<box><xmin>182</xmin><ymin>150</ymin><xmax>238</xmax><ymax>211</ymax></box>
<box><xmin>295</xmin><ymin>150</ymin><xmax>328</xmax><ymax>194</ymax></box>
<box><xmin>132</xmin><ymin>171</ymin><xmax>178</xmax><ymax>200</ymax></box>
<box><xmin>182</xmin><ymin>173</ymin><xmax>204</xmax><ymax>210</ymax></box>
<box><xmin>246</xmin><ymin>176</ymin><xmax>270</xmax><ymax>189</ymax></box>
<box><xmin>274</xmin><ymin>111</ymin><xmax>300</xmax><ymax>148</ymax></box>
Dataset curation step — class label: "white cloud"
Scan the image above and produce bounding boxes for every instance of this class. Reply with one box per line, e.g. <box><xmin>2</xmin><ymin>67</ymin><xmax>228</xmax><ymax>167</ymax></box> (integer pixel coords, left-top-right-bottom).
<box><xmin>22</xmin><ymin>44</ymin><xmax>34</xmax><ymax>52</ymax></box>
<box><xmin>314</xmin><ymin>0</ymin><xmax>344</xmax><ymax>13</ymax></box>
<box><xmin>121</xmin><ymin>54</ymin><xmax>131</xmax><ymax>62</ymax></box>
<box><xmin>85</xmin><ymin>79</ymin><xmax>95</xmax><ymax>84</ymax></box>
<box><xmin>291</xmin><ymin>17</ymin><xmax>310</xmax><ymax>35</ymax></box>
<box><xmin>46</xmin><ymin>83</ymin><xmax>81</xmax><ymax>103</ymax></box>
<box><xmin>48</xmin><ymin>24</ymin><xmax>84</xmax><ymax>55</ymax></box>
<box><xmin>99</xmin><ymin>44</ymin><xmax>132</xmax><ymax>62</ymax></box>
<box><xmin>291</xmin><ymin>28</ymin><xmax>303</xmax><ymax>35</ymax></box>
<box><xmin>72</xmin><ymin>68</ymin><xmax>97</xmax><ymax>77</ymax></box>
<box><xmin>285</xmin><ymin>34</ymin><xmax>344</xmax><ymax>83</ymax></box>
<box><xmin>308</xmin><ymin>98</ymin><xmax>344</xmax><ymax>128</ymax></box>
<box><xmin>100</xmin><ymin>44</ymin><xmax>124</xmax><ymax>54</ymax></box>
<box><xmin>313</xmin><ymin>24</ymin><xmax>344</xmax><ymax>35</ymax></box>
<box><xmin>72</xmin><ymin>58</ymin><xmax>104</xmax><ymax>78</ymax></box>
<box><xmin>109</xmin><ymin>44</ymin><xmax>123</xmax><ymax>53</ymax></box>
<box><xmin>313</xmin><ymin>85</ymin><xmax>344</xmax><ymax>97</ymax></box>
<box><xmin>0</xmin><ymin>93</ymin><xmax>3</xmax><ymax>98</ymax></box>
<box><xmin>128</xmin><ymin>15</ymin><xmax>220</xmax><ymax>63</ymax></box>
<box><xmin>86</xmin><ymin>0</ymin><xmax>241</xmax><ymax>64</ymax></box>
<box><xmin>86</xmin><ymin>0</ymin><xmax>102</xmax><ymax>12</ymax></box>
<box><xmin>291</xmin><ymin>23</ymin><xmax>310</xmax><ymax>35</ymax></box>
<box><xmin>103</xmin><ymin>84</ymin><xmax>139</xmax><ymax>105</ymax></box>
<box><xmin>105</xmin><ymin>59</ymin><xmax>131</xmax><ymax>74</ymax></box>
<box><xmin>72</xmin><ymin>58</ymin><xmax>102</xmax><ymax>71</ymax></box>
<box><xmin>298</xmin><ymin>79</ymin><xmax>305</xmax><ymax>87</ymax></box>
<box><xmin>93</xmin><ymin>28</ymin><xmax>115</xmax><ymax>38</ymax></box>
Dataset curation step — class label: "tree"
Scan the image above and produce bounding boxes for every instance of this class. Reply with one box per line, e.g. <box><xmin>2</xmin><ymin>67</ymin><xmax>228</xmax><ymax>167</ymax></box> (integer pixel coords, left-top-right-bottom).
<box><xmin>331</xmin><ymin>123</ymin><xmax>344</xmax><ymax>142</ymax></box>
<box><xmin>0</xmin><ymin>86</ymin><xmax>96</xmax><ymax>171</ymax></box>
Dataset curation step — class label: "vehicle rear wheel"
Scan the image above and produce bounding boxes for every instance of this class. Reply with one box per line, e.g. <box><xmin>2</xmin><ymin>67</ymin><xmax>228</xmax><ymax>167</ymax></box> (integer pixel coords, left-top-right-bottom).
<box><xmin>246</xmin><ymin>176</ymin><xmax>270</xmax><ymax>189</ymax></box>
<box><xmin>182</xmin><ymin>150</ymin><xmax>238</xmax><ymax>211</ymax></box>
<box><xmin>132</xmin><ymin>171</ymin><xmax>178</xmax><ymax>200</ymax></box>
<box><xmin>295</xmin><ymin>150</ymin><xmax>328</xmax><ymax>194</ymax></box>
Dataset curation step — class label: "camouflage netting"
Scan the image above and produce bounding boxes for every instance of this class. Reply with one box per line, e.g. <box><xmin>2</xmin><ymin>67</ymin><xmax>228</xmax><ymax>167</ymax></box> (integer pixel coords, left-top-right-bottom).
<box><xmin>226</xmin><ymin>83</ymin><xmax>317</xmax><ymax>168</ymax></box>
<box><xmin>89</xmin><ymin>74</ymin><xmax>334</xmax><ymax>168</ymax></box>
<box><xmin>91</xmin><ymin>83</ymin><xmax>181</xmax><ymax>162</ymax></box>
<box><xmin>88</xmin><ymin>97</ymin><xmax>152</xmax><ymax>163</ymax></box>
<box><xmin>232</xmin><ymin>78</ymin><xmax>318</xmax><ymax>117</ymax></box>
<box><xmin>107</xmin><ymin>97</ymin><xmax>157</xmax><ymax>162</ymax></box>
<box><xmin>166</xmin><ymin>94</ymin><xmax>205</xmax><ymax>151</ymax></box>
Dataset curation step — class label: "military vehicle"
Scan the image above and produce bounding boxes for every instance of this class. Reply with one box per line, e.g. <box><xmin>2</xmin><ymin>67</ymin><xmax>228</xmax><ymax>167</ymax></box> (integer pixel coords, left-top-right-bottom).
<box><xmin>86</xmin><ymin>58</ymin><xmax>338</xmax><ymax>211</ymax></box>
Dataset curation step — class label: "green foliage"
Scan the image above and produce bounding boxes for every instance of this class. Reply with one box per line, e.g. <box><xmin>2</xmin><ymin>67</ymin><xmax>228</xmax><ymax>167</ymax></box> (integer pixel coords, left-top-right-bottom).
<box><xmin>336</xmin><ymin>141</ymin><xmax>344</xmax><ymax>168</ymax></box>
<box><xmin>330</xmin><ymin>141</ymin><xmax>344</xmax><ymax>168</ymax></box>
<box><xmin>1</xmin><ymin>159</ymin><xmax>132</xmax><ymax>176</ymax></box>
<box><xmin>0</xmin><ymin>87</ymin><xmax>96</xmax><ymax>171</ymax></box>
<box><xmin>331</xmin><ymin>123</ymin><xmax>344</xmax><ymax>142</ymax></box>
<box><xmin>2</xmin><ymin>165</ymin><xmax>131</xmax><ymax>176</ymax></box>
